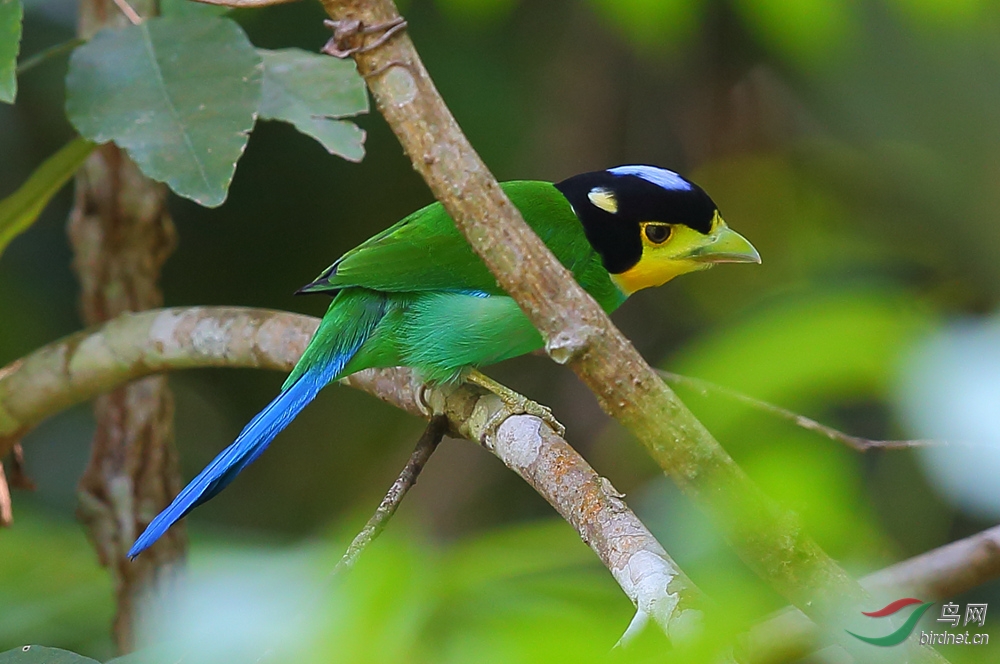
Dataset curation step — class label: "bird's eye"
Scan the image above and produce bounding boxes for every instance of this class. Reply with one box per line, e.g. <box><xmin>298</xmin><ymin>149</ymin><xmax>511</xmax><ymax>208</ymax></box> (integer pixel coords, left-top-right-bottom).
<box><xmin>644</xmin><ymin>224</ymin><xmax>671</xmax><ymax>244</ymax></box>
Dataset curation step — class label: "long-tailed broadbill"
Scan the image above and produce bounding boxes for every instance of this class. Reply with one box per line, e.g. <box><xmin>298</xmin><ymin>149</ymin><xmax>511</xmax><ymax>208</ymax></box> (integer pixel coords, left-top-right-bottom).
<box><xmin>128</xmin><ymin>164</ymin><xmax>760</xmax><ymax>558</ymax></box>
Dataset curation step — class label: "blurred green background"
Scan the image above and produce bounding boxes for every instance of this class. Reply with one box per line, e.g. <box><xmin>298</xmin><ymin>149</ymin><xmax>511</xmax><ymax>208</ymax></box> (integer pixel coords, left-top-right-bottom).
<box><xmin>3</xmin><ymin>0</ymin><xmax>1000</xmax><ymax>661</ymax></box>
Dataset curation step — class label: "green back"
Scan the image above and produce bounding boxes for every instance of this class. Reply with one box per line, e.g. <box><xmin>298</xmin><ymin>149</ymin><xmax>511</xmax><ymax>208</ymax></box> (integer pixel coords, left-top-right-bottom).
<box><xmin>300</xmin><ymin>181</ymin><xmax>626</xmax><ymax>312</ymax></box>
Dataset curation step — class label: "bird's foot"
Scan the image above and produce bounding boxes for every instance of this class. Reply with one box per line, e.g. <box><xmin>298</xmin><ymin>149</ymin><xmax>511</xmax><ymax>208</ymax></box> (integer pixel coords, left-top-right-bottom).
<box><xmin>465</xmin><ymin>370</ymin><xmax>566</xmax><ymax>438</ymax></box>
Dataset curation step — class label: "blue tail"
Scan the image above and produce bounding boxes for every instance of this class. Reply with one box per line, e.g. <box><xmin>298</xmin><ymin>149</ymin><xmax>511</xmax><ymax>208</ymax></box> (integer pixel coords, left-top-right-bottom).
<box><xmin>129</xmin><ymin>291</ymin><xmax>387</xmax><ymax>559</ymax></box>
<box><xmin>128</xmin><ymin>370</ymin><xmax>324</xmax><ymax>558</ymax></box>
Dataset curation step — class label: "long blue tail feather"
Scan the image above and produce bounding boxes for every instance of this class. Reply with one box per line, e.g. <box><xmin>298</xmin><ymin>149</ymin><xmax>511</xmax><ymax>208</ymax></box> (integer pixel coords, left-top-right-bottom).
<box><xmin>128</xmin><ymin>292</ymin><xmax>386</xmax><ymax>559</ymax></box>
<box><xmin>128</xmin><ymin>370</ymin><xmax>323</xmax><ymax>559</ymax></box>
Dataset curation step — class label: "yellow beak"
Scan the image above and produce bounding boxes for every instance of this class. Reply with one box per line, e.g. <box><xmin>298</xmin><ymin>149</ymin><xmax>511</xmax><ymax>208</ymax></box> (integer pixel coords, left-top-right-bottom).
<box><xmin>683</xmin><ymin>225</ymin><xmax>761</xmax><ymax>265</ymax></box>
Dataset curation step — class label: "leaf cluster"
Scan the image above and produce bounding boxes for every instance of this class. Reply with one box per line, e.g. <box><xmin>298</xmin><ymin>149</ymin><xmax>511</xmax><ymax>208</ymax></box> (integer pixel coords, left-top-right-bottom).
<box><xmin>0</xmin><ymin>4</ymin><xmax>369</xmax><ymax>256</ymax></box>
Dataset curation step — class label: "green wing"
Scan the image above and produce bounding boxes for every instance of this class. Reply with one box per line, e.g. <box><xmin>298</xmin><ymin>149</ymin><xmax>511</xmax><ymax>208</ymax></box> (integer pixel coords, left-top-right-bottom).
<box><xmin>298</xmin><ymin>181</ymin><xmax>595</xmax><ymax>296</ymax></box>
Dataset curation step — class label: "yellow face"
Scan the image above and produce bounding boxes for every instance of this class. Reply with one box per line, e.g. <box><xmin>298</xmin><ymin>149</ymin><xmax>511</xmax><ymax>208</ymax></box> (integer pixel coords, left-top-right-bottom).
<box><xmin>611</xmin><ymin>212</ymin><xmax>760</xmax><ymax>296</ymax></box>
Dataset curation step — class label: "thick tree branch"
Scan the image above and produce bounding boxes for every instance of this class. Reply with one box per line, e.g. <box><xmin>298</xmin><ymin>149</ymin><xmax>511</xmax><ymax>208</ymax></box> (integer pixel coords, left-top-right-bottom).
<box><xmin>744</xmin><ymin>524</ymin><xmax>1000</xmax><ymax>662</ymax></box>
<box><xmin>314</xmin><ymin>2</ymin><xmax>943</xmax><ymax>660</ymax></box>
<box><xmin>865</xmin><ymin>524</ymin><xmax>1000</xmax><ymax>598</ymax></box>
<box><xmin>109</xmin><ymin>0</ymin><xmax>142</xmax><ymax>25</ymax></box>
<box><xmin>5</xmin><ymin>309</ymin><xmax>998</xmax><ymax>655</ymax></box>
<box><xmin>0</xmin><ymin>307</ymin><xmax>705</xmax><ymax>642</ymax></box>
<box><xmin>331</xmin><ymin>415</ymin><xmax>448</xmax><ymax>575</ymax></box>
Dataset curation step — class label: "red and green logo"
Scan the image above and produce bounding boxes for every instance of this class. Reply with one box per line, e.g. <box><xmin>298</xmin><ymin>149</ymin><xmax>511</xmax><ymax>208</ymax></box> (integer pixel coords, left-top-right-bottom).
<box><xmin>846</xmin><ymin>598</ymin><xmax>935</xmax><ymax>646</ymax></box>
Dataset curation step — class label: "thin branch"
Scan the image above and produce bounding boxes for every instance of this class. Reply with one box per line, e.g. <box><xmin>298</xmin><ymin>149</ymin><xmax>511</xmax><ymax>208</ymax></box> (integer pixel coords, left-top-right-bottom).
<box><xmin>314</xmin><ymin>2</ymin><xmax>945</xmax><ymax>661</ymax></box>
<box><xmin>0</xmin><ymin>442</ymin><xmax>33</xmax><ymax>526</ymax></box>
<box><xmin>322</xmin><ymin>17</ymin><xmax>407</xmax><ymax>58</ymax></box>
<box><xmin>8</xmin><ymin>443</ymin><xmax>33</xmax><ymax>490</ymax></box>
<box><xmin>613</xmin><ymin>609</ymin><xmax>650</xmax><ymax>649</ymax></box>
<box><xmin>0</xmin><ymin>307</ymin><xmax>706</xmax><ymax>642</ymax></box>
<box><xmin>657</xmin><ymin>370</ymin><xmax>936</xmax><ymax>452</ymax></box>
<box><xmin>331</xmin><ymin>415</ymin><xmax>448</xmax><ymax>575</ymax></box>
<box><xmin>743</xmin><ymin>524</ymin><xmax>1000</xmax><ymax>663</ymax></box>
<box><xmin>15</xmin><ymin>39</ymin><xmax>87</xmax><ymax>76</ymax></box>
<box><xmin>111</xmin><ymin>0</ymin><xmax>143</xmax><ymax>25</ymax></box>
<box><xmin>192</xmin><ymin>0</ymin><xmax>299</xmax><ymax>7</ymax></box>
<box><xmin>0</xmin><ymin>462</ymin><xmax>11</xmax><ymax>527</ymax></box>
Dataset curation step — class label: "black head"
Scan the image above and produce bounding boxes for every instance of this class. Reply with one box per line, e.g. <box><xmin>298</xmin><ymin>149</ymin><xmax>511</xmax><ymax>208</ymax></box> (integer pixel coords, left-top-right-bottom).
<box><xmin>554</xmin><ymin>165</ymin><xmax>718</xmax><ymax>274</ymax></box>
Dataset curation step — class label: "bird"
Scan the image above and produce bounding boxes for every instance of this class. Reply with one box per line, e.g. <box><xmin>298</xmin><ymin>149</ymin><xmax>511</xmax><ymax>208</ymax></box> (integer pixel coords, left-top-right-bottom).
<box><xmin>128</xmin><ymin>164</ymin><xmax>760</xmax><ymax>558</ymax></box>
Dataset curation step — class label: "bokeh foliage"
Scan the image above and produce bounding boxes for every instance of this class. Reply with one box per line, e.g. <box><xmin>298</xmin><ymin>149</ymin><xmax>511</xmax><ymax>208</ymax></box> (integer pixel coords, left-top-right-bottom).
<box><xmin>2</xmin><ymin>0</ymin><xmax>999</xmax><ymax>660</ymax></box>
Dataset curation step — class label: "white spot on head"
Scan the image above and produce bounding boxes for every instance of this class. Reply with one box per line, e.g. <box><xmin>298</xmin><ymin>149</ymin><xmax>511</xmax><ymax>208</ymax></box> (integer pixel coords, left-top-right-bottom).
<box><xmin>587</xmin><ymin>186</ymin><xmax>618</xmax><ymax>213</ymax></box>
<box><xmin>609</xmin><ymin>165</ymin><xmax>692</xmax><ymax>192</ymax></box>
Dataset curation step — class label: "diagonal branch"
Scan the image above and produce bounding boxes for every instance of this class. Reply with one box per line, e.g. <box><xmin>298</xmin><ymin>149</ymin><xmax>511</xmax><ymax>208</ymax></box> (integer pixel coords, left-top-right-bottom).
<box><xmin>313</xmin><ymin>2</ymin><xmax>942</xmax><ymax>660</ymax></box>
<box><xmin>864</xmin><ymin>523</ymin><xmax>1000</xmax><ymax>599</ymax></box>
<box><xmin>5</xmin><ymin>309</ymin><xmax>999</xmax><ymax>655</ymax></box>
<box><xmin>331</xmin><ymin>415</ymin><xmax>448</xmax><ymax>575</ymax></box>
<box><xmin>657</xmin><ymin>370</ymin><xmax>936</xmax><ymax>452</ymax></box>
<box><xmin>744</xmin><ymin>524</ymin><xmax>1000</xmax><ymax>662</ymax></box>
<box><xmin>0</xmin><ymin>306</ymin><xmax>706</xmax><ymax>642</ymax></box>
<box><xmin>109</xmin><ymin>0</ymin><xmax>142</xmax><ymax>25</ymax></box>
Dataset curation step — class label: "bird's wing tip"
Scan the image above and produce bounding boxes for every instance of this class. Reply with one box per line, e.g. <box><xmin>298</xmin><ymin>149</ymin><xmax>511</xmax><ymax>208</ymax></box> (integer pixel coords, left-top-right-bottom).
<box><xmin>294</xmin><ymin>281</ymin><xmax>338</xmax><ymax>297</ymax></box>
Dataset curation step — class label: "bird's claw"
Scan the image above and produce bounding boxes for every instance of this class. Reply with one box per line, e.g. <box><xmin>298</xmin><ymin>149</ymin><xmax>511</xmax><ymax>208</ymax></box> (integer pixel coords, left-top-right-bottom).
<box><xmin>465</xmin><ymin>370</ymin><xmax>566</xmax><ymax>438</ymax></box>
<box><xmin>482</xmin><ymin>393</ymin><xmax>566</xmax><ymax>441</ymax></box>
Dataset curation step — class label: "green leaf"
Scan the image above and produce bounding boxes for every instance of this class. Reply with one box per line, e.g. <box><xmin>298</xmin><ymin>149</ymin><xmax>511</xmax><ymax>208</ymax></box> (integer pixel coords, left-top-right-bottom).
<box><xmin>15</xmin><ymin>38</ymin><xmax>85</xmax><ymax>77</ymax></box>
<box><xmin>0</xmin><ymin>136</ymin><xmax>95</xmax><ymax>260</ymax></box>
<box><xmin>0</xmin><ymin>0</ymin><xmax>22</xmax><ymax>103</ymax></box>
<box><xmin>66</xmin><ymin>17</ymin><xmax>262</xmax><ymax>207</ymax></box>
<box><xmin>258</xmin><ymin>48</ymin><xmax>368</xmax><ymax>161</ymax></box>
<box><xmin>0</xmin><ymin>646</ymin><xmax>100</xmax><ymax>664</ymax></box>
